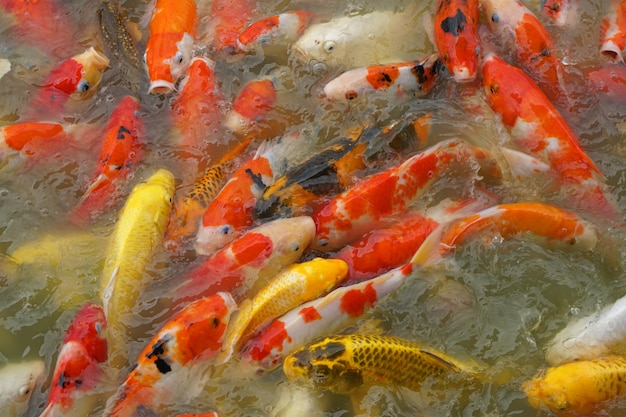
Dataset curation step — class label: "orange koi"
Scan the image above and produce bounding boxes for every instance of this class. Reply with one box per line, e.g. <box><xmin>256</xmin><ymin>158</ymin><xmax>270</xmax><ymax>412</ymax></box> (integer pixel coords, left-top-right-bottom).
<box><xmin>145</xmin><ymin>0</ymin><xmax>197</xmax><ymax>94</ymax></box>
<box><xmin>24</xmin><ymin>47</ymin><xmax>109</xmax><ymax>121</ymax></box>
<box><xmin>312</xmin><ymin>139</ymin><xmax>500</xmax><ymax>251</ymax></box>
<box><xmin>237</xmin><ymin>10</ymin><xmax>315</xmax><ymax>52</ymax></box>
<box><xmin>523</xmin><ymin>355</ymin><xmax>626</xmax><ymax>416</ymax></box>
<box><xmin>103</xmin><ymin>293</ymin><xmax>236</xmax><ymax>417</ymax></box>
<box><xmin>69</xmin><ymin>95</ymin><xmax>144</xmax><ymax>226</ymax></box>
<box><xmin>601</xmin><ymin>0</ymin><xmax>626</xmax><ymax>63</ymax></box>
<box><xmin>482</xmin><ymin>53</ymin><xmax>619</xmax><ymax>218</ymax></box>
<box><xmin>210</xmin><ymin>0</ymin><xmax>256</xmax><ymax>54</ymax></box>
<box><xmin>0</xmin><ymin>122</ymin><xmax>71</xmax><ymax>159</ymax></box>
<box><xmin>323</xmin><ymin>53</ymin><xmax>442</xmax><ymax>102</ymax></box>
<box><xmin>224</xmin><ymin>78</ymin><xmax>278</xmax><ymax>137</ymax></box>
<box><xmin>40</xmin><ymin>303</ymin><xmax>107</xmax><ymax>417</ymax></box>
<box><xmin>542</xmin><ymin>0</ymin><xmax>578</xmax><ymax>27</ymax></box>
<box><xmin>433</xmin><ymin>0</ymin><xmax>480</xmax><ymax>82</ymax></box>
<box><xmin>482</xmin><ymin>0</ymin><xmax>568</xmax><ymax>105</ymax></box>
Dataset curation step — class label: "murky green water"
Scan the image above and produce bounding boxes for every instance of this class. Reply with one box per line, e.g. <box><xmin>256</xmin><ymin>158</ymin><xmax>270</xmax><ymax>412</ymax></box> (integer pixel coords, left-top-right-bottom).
<box><xmin>1</xmin><ymin>0</ymin><xmax>626</xmax><ymax>416</ymax></box>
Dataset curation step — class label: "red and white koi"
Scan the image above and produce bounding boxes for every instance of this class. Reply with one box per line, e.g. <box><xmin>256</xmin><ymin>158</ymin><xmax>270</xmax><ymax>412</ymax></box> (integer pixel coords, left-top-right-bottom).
<box><xmin>195</xmin><ymin>130</ymin><xmax>307</xmax><ymax>256</ymax></box>
<box><xmin>586</xmin><ymin>64</ymin><xmax>626</xmax><ymax>100</ymax></box>
<box><xmin>145</xmin><ymin>0</ymin><xmax>197</xmax><ymax>94</ymax></box>
<box><xmin>237</xmin><ymin>10</ymin><xmax>315</xmax><ymax>52</ymax></box>
<box><xmin>481</xmin><ymin>0</ymin><xmax>568</xmax><ymax>104</ymax></box>
<box><xmin>103</xmin><ymin>293</ymin><xmax>236</xmax><ymax>417</ymax></box>
<box><xmin>69</xmin><ymin>95</ymin><xmax>144</xmax><ymax>226</ymax></box>
<box><xmin>220</xmin><ymin>257</ymin><xmax>349</xmax><ymax>362</ymax></box>
<box><xmin>0</xmin><ymin>122</ymin><xmax>73</xmax><ymax>160</ymax></box>
<box><xmin>24</xmin><ymin>47</ymin><xmax>109</xmax><ymax>121</ymax></box>
<box><xmin>209</xmin><ymin>0</ymin><xmax>255</xmax><ymax>54</ymax></box>
<box><xmin>174</xmin><ymin>216</ymin><xmax>315</xmax><ymax>304</ymax></box>
<box><xmin>323</xmin><ymin>53</ymin><xmax>442</xmax><ymax>102</ymax></box>
<box><xmin>482</xmin><ymin>53</ymin><xmax>619</xmax><ymax>218</ymax></box>
<box><xmin>542</xmin><ymin>0</ymin><xmax>578</xmax><ymax>27</ymax></box>
<box><xmin>600</xmin><ymin>0</ymin><xmax>626</xmax><ymax>63</ymax></box>
<box><xmin>224</xmin><ymin>78</ymin><xmax>278</xmax><ymax>137</ymax></box>
<box><xmin>40</xmin><ymin>303</ymin><xmax>108</xmax><ymax>417</ymax></box>
<box><xmin>312</xmin><ymin>139</ymin><xmax>500</xmax><ymax>251</ymax></box>
<box><xmin>433</xmin><ymin>0</ymin><xmax>481</xmax><ymax>82</ymax></box>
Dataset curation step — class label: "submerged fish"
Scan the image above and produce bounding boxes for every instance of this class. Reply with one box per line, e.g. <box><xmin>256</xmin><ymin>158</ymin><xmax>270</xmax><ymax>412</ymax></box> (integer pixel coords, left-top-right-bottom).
<box><xmin>0</xmin><ymin>360</ymin><xmax>45</xmax><ymax>417</ymax></box>
<box><xmin>0</xmin><ymin>122</ymin><xmax>74</xmax><ymax>160</ymax></box>
<box><xmin>283</xmin><ymin>334</ymin><xmax>471</xmax><ymax>394</ymax></box>
<box><xmin>542</xmin><ymin>0</ymin><xmax>579</xmax><ymax>27</ymax></box>
<box><xmin>40</xmin><ymin>303</ymin><xmax>108</xmax><ymax>417</ymax></box>
<box><xmin>237</xmin><ymin>10</ymin><xmax>315</xmax><ymax>52</ymax></box>
<box><xmin>600</xmin><ymin>0</ymin><xmax>626</xmax><ymax>63</ymax></box>
<box><xmin>523</xmin><ymin>355</ymin><xmax>626</xmax><ymax>416</ymax></box>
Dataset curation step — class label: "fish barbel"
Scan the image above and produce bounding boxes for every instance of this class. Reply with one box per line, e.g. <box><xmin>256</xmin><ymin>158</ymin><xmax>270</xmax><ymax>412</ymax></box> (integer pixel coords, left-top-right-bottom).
<box><xmin>100</xmin><ymin>168</ymin><xmax>175</xmax><ymax>369</ymax></box>
<box><xmin>284</xmin><ymin>334</ymin><xmax>472</xmax><ymax>394</ymax></box>
<box><xmin>0</xmin><ymin>360</ymin><xmax>45</xmax><ymax>417</ymax></box>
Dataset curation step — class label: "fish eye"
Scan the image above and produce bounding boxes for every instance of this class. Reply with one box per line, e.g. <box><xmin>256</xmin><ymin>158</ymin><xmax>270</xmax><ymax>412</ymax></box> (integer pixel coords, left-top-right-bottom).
<box><xmin>490</xmin><ymin>83</ymin><xmax>499</xmax><ymax>94</ymax></box>
<box><xmin>317</xmin><ymin>238</ymin><xmax>329</xmax><ymax>247</ymax></box>
<box><xmin>323</xmin><ymin>41</ymin><xmax>336</xmax><ymax>53</ymax></box>
<box><xmin>212</xmin><ymin>317</ymin><xmax>220</xmax><ymax>327</ymax></box>
<box><xmin>290</xmin><ymin>242</ymin><xmax>300</xmax><ymax>252</ymax></box>
<box><xmin>17</xmin><ymin>384</ymin><xmax>31</xmax><ymax>398</ymax></box>
<box><xmin>77</xmin><ymin>80</ymin><xmax>90</xmax><ymax>93</ymax></box>
<box><xmin>491</xmin><ymin>13</ymin><xmax>499</xmax><ymax>23</ymax></box>
<box><xmin>174</xmin><ymin>51</ymin><xmax>184</xmax><ymax>64</ymax></box>
<box><xmin>95</xmin><ymin>322</ymin><xmax>102</xmax><ymax>334</ymax></box>
<box><xmin>443</xmin><ymin>53</ymin><xmax>449</xmax><ymax>62</ymax></box>
<box><xmin>219</xmin><ymin>225</ymin><xmax>231</xmax><ymax>235</ymax></box>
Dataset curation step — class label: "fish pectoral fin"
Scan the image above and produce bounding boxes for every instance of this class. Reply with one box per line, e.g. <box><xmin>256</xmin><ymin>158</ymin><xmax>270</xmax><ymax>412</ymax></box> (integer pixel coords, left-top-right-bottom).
<box><xmin>101</xmin><ymin>266</ymin><xmax>119</xmax><ymax>317</ymax></box>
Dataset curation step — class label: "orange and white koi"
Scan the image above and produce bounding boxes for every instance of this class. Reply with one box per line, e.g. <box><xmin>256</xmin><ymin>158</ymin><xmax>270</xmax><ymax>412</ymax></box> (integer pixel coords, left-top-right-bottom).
<box><xmin>237</xmin><ymin>10</ymin><xmax>315</xmax><ymax>52</ymax></box>
<box><xmin>103</xmin><ymin>293</ymin><xmax>236</xmax><ymax>417</ymax></box>
<box><xmin>174</xmin><ymin>216</ymin><xmax>315</xmax><ymax>304</ymax></box>
<box><xmin>433</xmin><ymin>0</ymin><xmax>480</xmax><ymax>82</ymax></box>
<box><xmin>600</xmin><ymin>0</ymin><xmax>626</xmax><ymax>63</ymax></box>
<box><xmin>40</xmin><ymin>303</ymin><xmax>107</xmax><ymax>417</ymax></box>
<box><xmin>69</xmin><ymin>95</ymin><xmax>144</xmax><ymax>226</ymax></box>
<box><xmin>523</xmin><ymin>355</ymin><xmax>626</xmax><ymax>416</ymax></box>
<box><xmin>24</xmin><ymin>47</ymin><xmax>109</xmax><ymax>121</ymax></box>
<box><xmin>482</xmin><ymin>0</ymin><xmax>568</xmax><ymax>104</ymax></box>
<box><xmin>323</xmin><ymin>53</ymin><xmax>442</xmax><ymax>102</ymax></box>
<box><xmin>220</xmin><ymin>258</ymin><xmax>348</xmax><ymax>362</ymax></box>
<box><xmin>145</xmin><ymin>0</ymin><xmax>197</xmax><ymax>94</ymax></box>
<box><xmin>0</xmin><ymin>122</ymin><xmax>73</xmax><ymax>159</ymax></box>
<box><xmin>312</xmin><ymin>139</ymin><xmax>499</xmax><ymax>251</ymax></box>
<box><xmin>209</xmin><ymin>0</ymin><xmax>255</xmax><ymax>54</ymax></box>
<box><xmin>546</xmin><ymin>293</ymin><xmax>626</xmax><ymax>366</ymax></box>
<box><xmin>195</xmin><ymin>130</ymin><xmax>307</xmax><ymax>256</ymax></box>
<box><xmin>542</xmin><ymin>0</ymin><xmax>578</xmax><ymax>27</ymax></box>
<box><xmin>224</xmin><ymin>78</ymin><xmax>278</xmax><ymax>137</ymax></box>
<box><xmin>482</xmin><ymin>53</ymin><xmax>619</xmax><ymax>218</ymax></box>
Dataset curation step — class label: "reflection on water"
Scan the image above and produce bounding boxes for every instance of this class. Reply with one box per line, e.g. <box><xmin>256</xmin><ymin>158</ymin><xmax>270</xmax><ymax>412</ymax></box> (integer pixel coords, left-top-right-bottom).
<box><xmin>1</xmin><ymin>0</ymin><xmax>626</xmax><ymax>416</ymax></box>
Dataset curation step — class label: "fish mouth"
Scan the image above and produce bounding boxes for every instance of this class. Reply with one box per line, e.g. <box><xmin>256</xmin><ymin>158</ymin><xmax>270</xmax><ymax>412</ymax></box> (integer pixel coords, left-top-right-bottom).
<box><xmin>148</xmin><ymin>79</ymin><xmax>175</xmax><ymax>95</ymax></box>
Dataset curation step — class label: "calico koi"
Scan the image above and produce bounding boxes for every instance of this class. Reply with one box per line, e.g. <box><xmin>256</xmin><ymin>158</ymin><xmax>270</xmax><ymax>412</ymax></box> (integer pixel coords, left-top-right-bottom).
<box><xmin>224</xmin><ymin>78</ymin><xmax>278</xmax><ymax>137</ymax></box>
<box><xmin>220</xmin><ymin>258</ymin><xmax>349</xmax><ymax>362</ymax></box>
<box><xmin>103</xmin><ymin>293</ymin><xmax>236</xmax><ymax>417</ymax></box>
<box><xmin>40</xmin><ymin>303</ymin><xmax>107</xmax><ymax>417</ymax></box>
<box><xmin>174</xmin><ymin>216</ymin><xmax>316</xmax><ymax>305</ymax></box>
<box><xmin>145</xmin><ymin>0</ymin><xmax>197</xmax><ymax>94</ymax></box>
<box><xmin>523</xmin><ymin>355</ymin><xmax>626</xmax><ymax>416</ymax></box>
<box><xmin>323</xmin><ymin>53</ymin><xmax>442</xmax><ymax>102</ymax></box>
<box><xmin>600</xmin><ymin>0</ymin><xmax>626</xmax><ymax>63</ymax></box>
<box><xmin>0</xmin><ymin>361</ymin><xmax>45</xmax><ymax>417</ymax></box>
<box><xmin>482</xmin><ymin>53</ymin><xmax>619</xmax><ymax>218</ymax></box>
<box><xmin>542</xmin><ymin>0</ymin><xmax>578</xmax><ymax>27</ymax></box>
<box><xmin>237</xmin><ymin>10</ymin><xmax>315</xmax><ymax>52</ymax></box>
<box><xmin>433</xmin><ymin>0</ymin><xmax>480</xmax><ymax>82</ymax></box>
<box><xmin>24</xmin><ymin>47</ymin><xmax>109</xmax><ymax>120</ymax></box>
<box><xmin>69</xmin><ymin>95</ymin><xmax>144</xmax><ymax>226</ymax></box>
<box><xmin>311</xmin><ymin>139</ymin><xmax>500</xmax><ymax>251</ymax></box>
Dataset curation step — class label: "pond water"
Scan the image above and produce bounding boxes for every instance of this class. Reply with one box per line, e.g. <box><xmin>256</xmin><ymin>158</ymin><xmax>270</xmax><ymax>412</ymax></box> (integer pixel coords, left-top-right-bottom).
<box><xmin>1</xmin><ymin>0</ymin><xmax>626</xmax><ymax>416</ymax></box>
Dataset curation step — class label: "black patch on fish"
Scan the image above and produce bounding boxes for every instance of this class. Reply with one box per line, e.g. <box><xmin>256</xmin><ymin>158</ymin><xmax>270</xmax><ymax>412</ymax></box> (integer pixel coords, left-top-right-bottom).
<box><xmin>245</xmin><ymin>168</ymin><xmax>267</xmax><ymax>191</ymax></box>
<box><xmin>116</xmin><ymin>125</ymin><xmax>131</xmax><ymax>140</ymax></box>
<box><xmin>412</xmin><ymin>63</ymin><xmax>427</xmax><ymax>86</ymax></box>
<box><xmin>311</xmin><ymin>341</ymin><xmax>347</xmax><ymax>360</ymax></box>
<box><xmin>440</xmin><ymin>8</ymin><xmax>467</xmax><ymax>37</ymax></box>
<box><xmin>146</xmin><ymin>337</ymin><xmax>173</xmax><ymax>374</ymax></box>
<box><xmin>135</xmin><ymin>405</ymin><xmax>161</xmax><ymax>417</ymax></box>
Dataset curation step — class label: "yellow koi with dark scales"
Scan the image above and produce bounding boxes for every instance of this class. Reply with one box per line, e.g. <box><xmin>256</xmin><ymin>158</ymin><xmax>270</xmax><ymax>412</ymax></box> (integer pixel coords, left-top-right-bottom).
<box><xmin>523</xmin><ymin>355</ymin><xmax>626</xmax><ymax>416</ymax></box>
<box><xmin>283</xmin><ymin>334</ymin><xmax>473</xmax><ymax>394</ymax></box>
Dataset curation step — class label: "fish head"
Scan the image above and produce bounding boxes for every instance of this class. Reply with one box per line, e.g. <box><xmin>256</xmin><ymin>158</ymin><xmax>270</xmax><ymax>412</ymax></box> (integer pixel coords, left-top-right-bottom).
<box><xmin>0</xmin><ymin>361</ymin><xmax>45</xmax><ymax>417</ymax></box>
<box><xmin>283</xmin><ymin>339</ymin><xmax>363</xmax><ymax>394</ymax></box>
<box><xmin>64</xmin><ymin>303</ymin><xmax>108</xmax><ymax>363</ymax></box>
<box><xmin>253</xmin><ymin>216</ymin><xmax>316</xmax><ymax>264</ymax></box>
<box><xmin>71</xmin><ymin>47</ymin><xmax>110</xmax><ymax>99</ymax></box>
<box><xmin>481</xmin><ymin>54</ymin><xmax>520</xmax><ymax>127</ymax></box>
<box><xmin>195</xmin><ymin>224</ymin><xmax>238</xmax><ymax>256</ymax></box>
<box><xmin>523</xmin><ymin>376</ymin><xmax>570</xmax><ymax>414</ymax></box>
<box><xmin>145</xmin><ymin>32</ymin><xmax>194</xmax><ymax>94</ymax></box>
<box><xmin>292</xmin><ymin>20</ymin><xmax>345</xmax><ymax>70</ymax></box>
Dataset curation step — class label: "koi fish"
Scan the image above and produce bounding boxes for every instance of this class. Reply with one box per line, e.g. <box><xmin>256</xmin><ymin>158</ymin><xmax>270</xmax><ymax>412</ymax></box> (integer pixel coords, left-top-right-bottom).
<box><xmin>220</xmin><ymin>258</ymin><xmax>349</xmax><ymax>362</ymax></box>
<box><xmin>600</xmin><ymin>0</ymin><xmax>626</xmax><ymax>63</ymax></box>
<box><xmin>174</xmin><ymin>216</ymin><xmax>316</xmax><ymax>304</ymax></box>
<box><xmin>292</xmin><ymin>6</ymin><xmax>431</xmax><ymax>68</ymax></box>
<box><xmin>174</xmin><ymin>414</ymin><xmax>219</xmax><ymax>417</ymax></box>
<box><xmin>586</xmin><ymin>64</ymin><xmax>626</xmax><ymax>100</ymax></box>
<box><xmin>69</xmin><ymin>95</ymin><xmax>144</xmax><ymax>226</ymax></box>
<box><xmin>0</xmin><ymin>122</ymin><xmax>72</xmax><ymax>159</ymax></box>
<box><xmin>312</xmin><ymin>139</ymin><xmax>500</xmax><ymax>251</ymax></box>
<box><xmin>103</xmin><ymin>293</ymin><xmax>236</xmax><ymax>417</ymax></box>
<box><xmin>546</xmin><ymin>293</ymin><xmax>626</xmax><ymax>366</ymax></box>
<box><xmin>195</xmin><ymin>130</ymin><xmax>308</xmax><ymax>256</ymax></box>
<box><xmin>209</xmin><ymin>0</ymin><xmax>255</xmax><ymax>54</ymax></box>
<box><xmin>482</xmin><ymin>0</ymin><xmax>568</xmax><ymax>104</ymax></box>
<box><xmin>224</xmin><ymin>78</ymin><xmax>278</xmax><ymax>137</ymax></box>
<box><xmin>523</xmin><ymin>355</ymin><xmax>626</xmax><ymax>416</ymax></box>
<box><xmin>0</xmin><ymin>360</ymin><xmax>45</xmax><ymax>417</ymax></box>
<box><xmin>24</xmin><ymin>47</ymin><xmax>109</xmax><ymax>120</ymax></box>
<box><xmin>323</xmin><ymin>53</ymin><xmax>442</xmax><ymax>102</ymax></box>
<box><xmin>237</xmin><ymin>11</ymin><xmax>315</xmax><ymax>52</ymax></box>
<box><xmin>100</xmin><ymin>169</ymin><xmax>175</xmax><ymax>369</ymax></box>
<box><xmin>284</xmin><ymin>334</ymin><xmax>471</xmax><ymax>394</ymax></box>
<box><xmin>542</xmin><ymin>0</ymin><xmax>578</xmax><ymax>27</ymax></box>
<box><xmin>145</xmin><ymin>0</ymin><xmax>197</xmax><ymax>94</ymax></box>
<box><xmin>40</xmin><ymin>303</ymin><xmax>108</xmax><ymax>417</ymax></box>
<box><xmin>482</xmin><ymin>53</ymin><xmax>619</xmax><ymax>218</ymax></box>
<box><xmin>433</xmin><ymin>0</ymin><xmax>480</xmax><ymax>82</ymax></box>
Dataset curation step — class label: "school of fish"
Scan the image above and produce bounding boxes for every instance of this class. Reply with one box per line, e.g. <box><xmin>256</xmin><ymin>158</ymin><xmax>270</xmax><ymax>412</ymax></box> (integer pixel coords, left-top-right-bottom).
<box><xmin>1</xmin><ymin>0</ymin><xmax>626</xmax><ymax>416</ymax></box>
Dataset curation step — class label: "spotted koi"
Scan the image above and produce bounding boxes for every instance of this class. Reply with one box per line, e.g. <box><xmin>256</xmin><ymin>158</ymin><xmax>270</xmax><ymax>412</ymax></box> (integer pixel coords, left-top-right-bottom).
<box><xmin>601</xmin><ymin>0</ymin><xmax>626</xmax><ymax>63</ymax></box>
<box><xmin>237</xmin><ymin>10</ymin><xmax>315</xmax><ymax>52</ymax></box>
